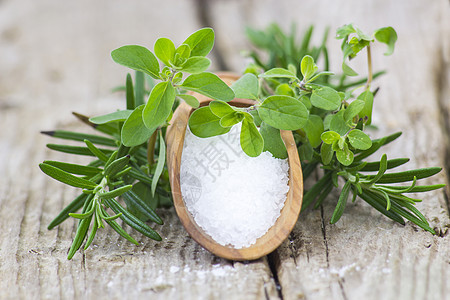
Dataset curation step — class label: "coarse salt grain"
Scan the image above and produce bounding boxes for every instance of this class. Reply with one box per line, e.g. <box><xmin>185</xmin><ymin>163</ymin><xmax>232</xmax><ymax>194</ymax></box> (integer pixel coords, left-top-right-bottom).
<box><xmin>180</xmin><ymin>123</ymin><xmax>289</xmax><ymax>249</ymax></box>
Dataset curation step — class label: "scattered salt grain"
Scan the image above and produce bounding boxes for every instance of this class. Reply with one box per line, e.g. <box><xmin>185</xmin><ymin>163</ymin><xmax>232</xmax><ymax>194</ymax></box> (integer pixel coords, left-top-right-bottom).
<box><xmin>180</xmin><ymin>123</ymin><xmax>289</xmax><ymax>248</ymax></box>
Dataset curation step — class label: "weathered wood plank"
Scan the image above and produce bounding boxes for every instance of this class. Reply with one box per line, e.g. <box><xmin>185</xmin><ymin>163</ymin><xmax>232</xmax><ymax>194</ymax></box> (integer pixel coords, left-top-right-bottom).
<box><xmin>207</xmin><ymin>0</ymin><xmax>450</xmax><ymax>299</ymax></box>
<box><xmin>0</xmin><ymin>0</ymin><xmax>279</xmax><ymax>299</ymax></box>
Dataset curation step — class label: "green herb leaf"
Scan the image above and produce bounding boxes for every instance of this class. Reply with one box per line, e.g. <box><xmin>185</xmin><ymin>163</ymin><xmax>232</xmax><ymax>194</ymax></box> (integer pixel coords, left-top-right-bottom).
<box><xmin>46</xmin><ymin>144</ymin><xmax>114</xmax><ymax>157</ymax></box>
<box><xmin>357</xmin><ymin>90</ymin><xmax>374</xmax><ymax>125</ymax></box>
<box><xmin>98</xmin><ymin>185</ymin><xmax>133</xmax><ymax>199</ymax></box>
<box><xmin>121</xmin><ymin>105</ymin><xmax>154</xmax><ymax>147</ymax></box>
<box><xmin>180</xmin><ymin>56</ymin><xmax>211</xmax><ymax>73</ymax></box>
<box><xmin>329</xmin><ymin>110</ymin><xmax>351</xmax><ymax>136</ymax></box>
<box><xmin>111</xmin><ymin>45</ymin><xmax>160</xmax><ymax>79</ymax></box>
<box><xmin>209</xmin><ymin>100</ymin><xmax>235</xmax><ymax>118</ymax></box>
<box><xmin>259</xmin><ymin>68</ymin><xmax>298</xmax><ymax>80</ymax></box>
<box><xmin>143</xmin><ymin>81</ymin><xmax>176</xmax><ymax>131</ymax></box>
<box><xmin>152</xmin><ymin>130</ymin><xmax>166</xmax><ymax>196</ymax></box>
<box><xmin>220</xmin><ymin>112</ymin><xmax>243</xmax><ymax>128</ymax></box>
<box><xmin>183</xmin><ymin>28</ymin><xmax>215</xmax><ymax>57</ymax></box>
<box><xmin>330</xmin><ymin>181</ymin><xmax>351</xmax><ymax>223</ymax></box>
<box><xmin>122</xmin><ymin>188</ymin><xmax>163</xmax><ymax>224</ymax></box>
<box><xmin>154</xmin><ymin>37</ymin><xmax>176</xmax><ymax>66</ymax></box>
<box><xmin>126</xmin><ymin>73</ymin><xmax>135</xmax><ymax>110</ymax></box>
<box><xmin>310</xmin><ymin>87</ymin><xmax>341</xmax><ymax>110</ymax></box>
<box><xmin>300</xmin><ymin>55</ymin><xmax>318</xmax><ymax>81</ymax></box>
<box><xmin>43</xmin><ymin>161</ymin><xmax>102</xmax><ymax>176</ymax></box>
<box><xmin>84</xmin><ymin>139</ymin><xmax>109</xmax><ymax>162</ymax></box>
<box><xmin>188</xmin><ymin>106</ymin><xmax>231</xmax><ymax>138</ymax></box>
<box><xmin>366</xmin><ymin>167</ymin><xmax>442</xmax><ymax>184</ymax></box>
<box><xmin>374</xmin><ymin>27</ymin><xmax>397</xmax><ymax>56</ymax></box>
<box><xmin>360</xmin><ymin>158</ymin><xmax>409</xmax><ymax>172</ymax></box>
<box><xmin>39</xmin><ymin>163</ymin><xmax>98</xmax><ymax>189</ymax></box>
<box><xmin>344</xmin><ymin>100</ymin><xmax>365</xmax><ymax>122</ymax></box>
<box><xmin>321</xmin><ymin>130</ymin><xmax>340</xmax><ymax>144</ymax></box>
<box><xmin>321</xmin><ymin>143</ymin><xmax>333</xmax><ymax>165</ymax></box>
<box><xmin>177</xmin><ymin>94</ymin><xmax>200</xmax><ymax>108</ymax></box>
<box><xmin>104</xmin><ymin>155</ymin><xmax>130</xmax><ymax>178</ymax></box>
<box><xmin>260</xmin><ymin>122</ymin><xmax>288</xmax><ymax>159</ymax></box>
<box><xmin>240</xmin><ymin>119</ymin><xmax>264</xmax><ymax>157</ymax></box>
<box><xmin>347</xmin><ymin>129</ymin><xmax>372</xmax><ymax>150</ymax></box>
<box><xmin>41</xmin><ymin>130</ymin><xmax>117</xmax><ymax>147</ymax></box>
<box><xmin>304</xmin><ymin>115</ymin><xmax>324</xmax><ymax>148</ymax></box>
<box><xmin>48</xmin><ymin>193</ymin><xmax>89</xmax><ymax>230</ymax></box>
<box><xmin>258</xmin><ymin>95</ymin><xmax>309</xmax><ymax>130</ymax></box>
<box><xmin>90</xmin><ymin>110</ymin><xmax>133</xmax><ymax>125</ymax></box>
<box><xmin>175</xmin><ymin>44</ymin><xmax>191</xmax><ymax>60</ymax></box>
<box><xmin>181</xmin><ymin>72</ymin><xmax>235</xmax><ymax>101</ymax></box>
<box><xmin>335</xmin><ymin>142</ymin><xmax>354</xmax><ymax>166</ymax></box>
<box><xmin>231</xmin><ymin>73</ymin><xmax>259</xmax><ymax>100</ymax></box>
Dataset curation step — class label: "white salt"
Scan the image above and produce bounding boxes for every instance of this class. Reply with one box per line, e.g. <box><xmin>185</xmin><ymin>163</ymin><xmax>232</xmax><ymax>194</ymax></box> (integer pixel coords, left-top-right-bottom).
<box><xmin>180</xmin><ymin>123</ymin><xmax>289</xmax><ymax>249</ymax></box>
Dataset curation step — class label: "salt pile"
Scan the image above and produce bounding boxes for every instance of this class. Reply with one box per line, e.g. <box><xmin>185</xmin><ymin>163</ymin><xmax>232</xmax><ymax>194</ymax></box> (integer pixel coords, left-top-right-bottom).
<box><xmin>180</xmin><ymin>123</ymin><xmax>289</xmax><ymax>249</ymax></box>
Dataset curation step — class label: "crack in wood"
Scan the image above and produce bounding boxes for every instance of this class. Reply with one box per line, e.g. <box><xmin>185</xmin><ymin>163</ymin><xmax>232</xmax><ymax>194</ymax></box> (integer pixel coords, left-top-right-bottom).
<box><xmin>267</xmin><ymin>253</ymin><xmax>284</xmax><ymax>300</ymax></box>
<box><xmin>320</xmin><ymin>206</ymin><xmax>330</xmax><ymax>268</ymax></box>
<box><xmin>338</xmin><ymin>278</ymin><xmax>349</xmax><ymax>300</ymax></box>
<box><xmin>194</xmin><ymin>0</ymin><xmax>230</xmax><ymax>71</ymax></box>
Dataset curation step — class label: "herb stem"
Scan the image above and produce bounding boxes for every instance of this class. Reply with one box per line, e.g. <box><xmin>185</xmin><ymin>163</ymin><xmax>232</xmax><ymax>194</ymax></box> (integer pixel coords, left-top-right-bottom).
<box><xmin>366</xmin><ymin>45</ymin><xmax>373</xmax><ymax>89</ymax></box>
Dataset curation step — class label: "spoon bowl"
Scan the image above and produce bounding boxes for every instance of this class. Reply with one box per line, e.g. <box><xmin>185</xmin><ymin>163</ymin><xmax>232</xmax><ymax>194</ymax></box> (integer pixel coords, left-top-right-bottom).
<box><xmin>166</xmin><ymin>73</ymin><xmax>303</xmax><ymax>260</ymax></box>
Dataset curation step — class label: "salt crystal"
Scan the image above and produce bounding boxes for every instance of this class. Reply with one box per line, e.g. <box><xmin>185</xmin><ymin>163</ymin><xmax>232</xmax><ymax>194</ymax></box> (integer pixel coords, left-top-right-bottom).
<box><xmin>180</xmin><ymin>123</ymin><xmax>289</xmax><ymax>248</ymax></box>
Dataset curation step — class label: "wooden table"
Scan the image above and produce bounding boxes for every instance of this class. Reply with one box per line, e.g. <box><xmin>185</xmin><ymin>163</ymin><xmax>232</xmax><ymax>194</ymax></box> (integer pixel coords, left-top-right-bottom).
<box><xmin>0</xmin><ymin>0</ymin><xmax>449</xmax><ymax>299</ymax></box>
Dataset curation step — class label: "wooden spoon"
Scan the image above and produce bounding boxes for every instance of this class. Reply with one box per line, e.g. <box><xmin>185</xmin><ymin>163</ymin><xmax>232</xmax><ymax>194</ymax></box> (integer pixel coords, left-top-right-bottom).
<box><xmin>166</xmin><ymin>73</ymin><xmax>303</xmax><ymax>261</ymax></box>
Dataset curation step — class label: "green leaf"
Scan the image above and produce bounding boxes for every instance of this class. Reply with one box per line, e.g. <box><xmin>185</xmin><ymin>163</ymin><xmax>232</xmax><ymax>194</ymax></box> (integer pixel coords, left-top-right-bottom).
<box><xmin>240</xmin><ymin>119</ymin><xmax>264</xmax><ymax>157</ymax></box>
<box><xmin>344</xmin><ymin>100</ymin><xmax>365</xmax><ymax>122</ymax></box>
<box><xmin>41</xmin><ymin>130</ymin><xmax>117</xmax><ymax>147</ymax></box>
<box><xmin>188</xmin><ymin>106</ymin><xmax>231</xmax><ymax>138</ymax></box>
<box><xmin>143</xmin><ymin>81</ymin><xmax>176</xmax><ymax>131</ymax></box>
<box><xmin>46</xmin><ymin>144</ymin><xmax>114</xmax><ymax>157</ymax></box>
<box><xmin>360</xmin><ymin>158</ymin><xmax>410</xmax><ymax>172</ymax></box>
<box><xmin>342</xmin><ymin>61</ymin><xmax>358</xmax><ymax>76</ymax></box>
<box><xmin>175</xmin><ymin>44</ymin><xmax>191</xmax><ymax>60</ymax></box>
<box><xmin>260</xmin><ymin>122</ymin><xmax>288</xmax><ymax>159</ymax></box>
<box><xmin>330</xmin><ymin>181</ymin><xmax>351</xmax><ymax>224</ymax></box>
<box><xmin>209</xmin><ymin>100</ymin><xmax>235</xmax><ymax>118</ymax></box>
<box><xmin>67</xmin><ymin>214</ymin><xmax>92</xmax><ymax>259</ymax></box>
<box><xmin>220</xmin><ymin>112</ymin><xmax>242</xmax><ymax>128</ymax></box>
<box><xmin>259</xmin><ymin>68</ymin><xmax>298</xmax><ymax>80</ymax></box>
<box><xmin>104</xmin><ymin>198</ymin><xmax>162</xmax><ymax>241</ymax></box>
<box><xmin>336</xmin><ymin>24</ymin><xmax>356</xmax><ymax>39</ymax></box>
<box><xmin>154</xmin><ymin>37</ymin><xmax>176</xmax><ymax>66</ymax></box>
<box><xmin>321</xmin><ymin>131</ymin><xmax>340</xmax><ymax>144</ymax></box>
<box><xmin>335</xmin><ymin>143</ymin><xmax>354</xmax><ymax>166</ymax></box>
<box><xmin>258</xmin><ymin>95</ymin><xmax>309</xmax><ymax>130</ymax></box>
<box><xmin>84</xmin><ymin>139</ymin><xmax>109</xmax><ymax>162</ymax></box>
<box><xmin>231</xmin><ymin>73</ymin><xmax>259</xmax><ymax>100</ymax></box>
<box><xmin>43</xmin><ymin>161</ymin><xmax>102</xmax><ymax>176</ymax></box>
<box><xmin>275</xmin><ymin>84</ymin><xmax>294</xmax><ymax>96</ymax></box>
<box><xmin>304</xmin><ymin>115</ymin><xmax>324</xmax><ymax>148</ymax></box>
<box><xmin>181</xmin><ymin>72</ymin><xmax>235</xmax><ymax>101</ymax></box>
<box><xmin>122</xmin><ymin>188</ymin><xmax>163</xmax><ymax>224</ymax></box>
<box><xmin>300</xmin><ymin>55</ymin><xmax>318</xmax><ymax>81</ymax></box>
<box><xmin>152</xmin><ymin>130</ymin><xmax>166</xmax><ymax>196</ymax></box>
<box><xmin>308</xmin><ymin>71</ymin><xmax>335</xmax><ymax>83</ymax></box>
<box><xmin>39</xmin><ymin>163</ymin><xmax>98</xmax><ymax>189</ymax></box>
<box><xmin>183</xmin><ymin>28</ymin><xmax>215</xmax><ymax>57</ymax></box>
<box><xmin>374</xmin><ymin>27</ymin><xmax>397</xmax><ymax>56</ymax></box>
<box><xmin>180</xmin><ymin>56</ymin><xmax>211</xmax><ymax>73</ymax></box>
<box><xmin>321</xmin><ymin>143</ymin><xmax>333</xmax><ymax>165</ymax></box>
<box><xmin>359</xmin><ymin>190</ymin><xmax>405</xmax><ymax>224</ymax></box>
<box><xmin>347</xmin><ymin>129</ymin><xmax>372</xmax><ymax>150</ymax></box>
<box><xmin>121</xmin><ymin>105</ymin><xmax>154</xmax><ymax>147</ymax></box>
<box><xmin>177</xmin><ymin>94</ymin><xmax>200</xmax><ymax>108</ymax></box>
<box><xmin>329</xmin><ymin>110</ymin><xmax>350</xmax><ymax>136</ymax></box>
<box><xmin>366</xmin><ymin>167</ymin><xmax>442</xmax><ymax>184</ymax></box>
<box><xmin>111</xmin><ymin>45</ymin><xmax>160</xmax><ymax>79</ymax></box>
<box><xmin>357</xmin><ymin>90</ymin><xmax>374</xmax><ymax>125</ymax></box>
<box><xmin>90</xmin><ymin>110</ymin><xmax>133</xmax><ymax>125</ymax></box>
<box><xmin>126</xmin><ymin>73</ymin><xmax>135</xmax><ymax>110</ymax></box>
<box><xmin>98</xmin><ymin>185</ymin><xmax>133</xmax><ymax>199</ymax></box>
<box><xmin>310</xmin><ymin>87</ymin><xmax>341</xmax><ymax>111</ymax></box>
<box><xmin>104</xmin><ymin>155</ymin><xmax>130</xmax><ymax>178</ymax></box>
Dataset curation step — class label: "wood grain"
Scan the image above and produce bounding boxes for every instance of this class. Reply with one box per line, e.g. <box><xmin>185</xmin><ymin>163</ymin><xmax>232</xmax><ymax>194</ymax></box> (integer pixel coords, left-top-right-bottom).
<box><xmin>166</xmin><ymin>75</ymin><xmax>303</xmax><ymax>260</ymax></box>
